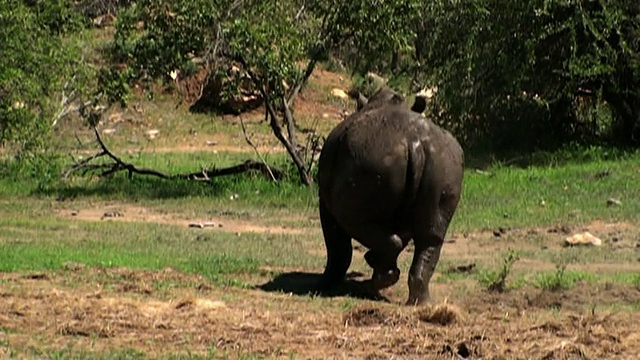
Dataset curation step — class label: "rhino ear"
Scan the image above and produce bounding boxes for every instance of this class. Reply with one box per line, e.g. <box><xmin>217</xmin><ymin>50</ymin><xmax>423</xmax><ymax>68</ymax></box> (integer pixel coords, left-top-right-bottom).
<box><xmin>410</xmin><ymin>95</ymin><xmax>427</xmax><ymax>114</ymax></box>
<box><xmin>356</xmin><ymin>93</ymin><xmax>368</xmax><ymax>110</ymax></box>
<box><xmin>348</xmin><ymin>88</ymin><xmax>368</xmax><ymax>110</ymax></box>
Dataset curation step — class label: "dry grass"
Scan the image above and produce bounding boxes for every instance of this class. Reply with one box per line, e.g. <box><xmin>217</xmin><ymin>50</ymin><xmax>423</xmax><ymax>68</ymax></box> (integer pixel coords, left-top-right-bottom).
<box><xmin>1</xmin><ymin>267</ymin><xmax>640</xmax><ymax>359</ymax></box>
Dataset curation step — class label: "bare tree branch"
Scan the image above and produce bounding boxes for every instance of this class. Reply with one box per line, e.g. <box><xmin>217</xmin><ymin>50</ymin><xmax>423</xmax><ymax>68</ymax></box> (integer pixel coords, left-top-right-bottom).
<box><xmin>231</xmin><ymin>55</ymin><xmax>313</xmax><ymax>185</ymax></box>
<box><xmin>239</xmin><ymin>116</ymin><xmax>278</xmax><ymax>182</ymax></box>
<box><xmin>51</xmin><ymin>78</ymin><xmax>91</xmax><ymax>129</ymax></box>
<box><xmin>286</xmin><ymin>56</ymin><xmax>319</xmax><ymax>108</ymax></box>
<box><xmin>282</xmin><ymin>95</ymin><xmax>297</xmax><ymax>150</ymax></box>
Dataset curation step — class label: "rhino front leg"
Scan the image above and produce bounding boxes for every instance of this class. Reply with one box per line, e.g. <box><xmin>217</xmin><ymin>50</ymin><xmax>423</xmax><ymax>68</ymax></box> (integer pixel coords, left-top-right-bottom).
<box><xmin>317</xmin><ymin>198</ymin><xmax>353</xmax><ymax>292</ymax></box>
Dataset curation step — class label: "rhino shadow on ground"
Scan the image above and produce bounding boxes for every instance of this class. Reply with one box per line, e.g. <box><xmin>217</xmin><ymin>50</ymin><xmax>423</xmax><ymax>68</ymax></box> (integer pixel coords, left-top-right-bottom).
<box><xmin>256</xmin><ymin>271</ymin><xmax>390</xmax><ymax>302</ymax></box>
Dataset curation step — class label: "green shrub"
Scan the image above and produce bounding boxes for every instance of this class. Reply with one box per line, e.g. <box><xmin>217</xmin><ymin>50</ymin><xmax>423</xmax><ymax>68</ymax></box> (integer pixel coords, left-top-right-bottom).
<box><xmin>0</xmin><ymin>1</ymin><xmax>87</xmax><ymax>153</ymax></box>
<box><xmin>30</xmin><ymin>0</ymin><xmax>87</xmax><ymax>34</ymax></box>
<box><xmin>477</xmin><ymin>249</ymin><xmax>520</xmax><ymax>292</ymax></box>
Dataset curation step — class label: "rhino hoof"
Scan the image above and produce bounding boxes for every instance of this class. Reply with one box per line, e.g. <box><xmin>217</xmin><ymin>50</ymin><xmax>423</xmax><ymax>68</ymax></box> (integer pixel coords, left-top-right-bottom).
<box><xmin>372</xmin><ymin>268</ymin><xmax>400</xmax><ymax>290</ymax></box>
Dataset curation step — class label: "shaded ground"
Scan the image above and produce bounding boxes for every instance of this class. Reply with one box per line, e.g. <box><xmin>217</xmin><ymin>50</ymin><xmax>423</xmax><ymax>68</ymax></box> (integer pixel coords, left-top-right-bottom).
<box><xmin>1</xmin><ymin>265</ymin><xmax>640</xmax><ymax>359</ymax></box>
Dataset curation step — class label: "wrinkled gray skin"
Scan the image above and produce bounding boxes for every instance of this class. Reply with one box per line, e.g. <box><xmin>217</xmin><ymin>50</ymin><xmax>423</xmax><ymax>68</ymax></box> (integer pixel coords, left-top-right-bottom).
<box><xmin>316</xmin><ymin>87</ymin><xmax>464</xmax><ymax>305</ymax></box>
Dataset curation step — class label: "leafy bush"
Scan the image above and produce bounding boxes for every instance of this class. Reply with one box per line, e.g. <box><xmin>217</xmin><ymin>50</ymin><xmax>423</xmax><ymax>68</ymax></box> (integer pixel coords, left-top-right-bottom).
<box><xmin>76</xmin><ymin>0</ymin><xmax>135</xmax><ymax>18</ymax></box>
<box><xmin>112</xmin><ymin>0</ymin><xmax>220</xmax><ymax>82</ymax></box>
<box><xmin>28</xmin><ymin>0</ymin><xmax>87</xmax><ymax>34</ymax></box>
<box><xmin>1</xmin><ymin>2</ymin><xmax>65</xmax><ymax>151</ymax></box>
<box><xmin>1</xmin><ymin>1</ymin><xmax>91</xmax><ymax>155</ymax></box>
<box><xmin>417</xmin><ymin>0</ymin><xmax>640</xmax><ymax>151</ymax></box>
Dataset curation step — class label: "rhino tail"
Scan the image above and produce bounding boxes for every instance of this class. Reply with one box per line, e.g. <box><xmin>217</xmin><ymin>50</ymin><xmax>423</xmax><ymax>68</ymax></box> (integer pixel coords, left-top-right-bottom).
<box><xmin>401</xmin><ymin>139</ymin><xmax>426</xmax><ymax>212</ymax></box>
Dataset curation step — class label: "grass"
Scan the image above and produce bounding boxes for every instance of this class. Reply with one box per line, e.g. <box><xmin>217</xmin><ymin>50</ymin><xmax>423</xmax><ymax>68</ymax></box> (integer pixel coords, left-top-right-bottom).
<box><xmin>2</xmin><ymin>147</ymin><xmax>640</xmax><ymax>287</ymax></box>
<box><xmin>0</xmin><ymin>215</ymin><xmax>317</xmax><ymax>285</ymax></box>
<box><xmin>4</xmin><ymin>147</ymin><xmax>640</xmax><ymax>232</ymax></box>
<box><xmin>458</xmin><ymin>152</ymin><xmax>640</xmax><ymax>231</ymax></box>
<box><xmin>534</xmin><ymin>265</ymin><xmax>596</xmax><ymax>291</ymax></box>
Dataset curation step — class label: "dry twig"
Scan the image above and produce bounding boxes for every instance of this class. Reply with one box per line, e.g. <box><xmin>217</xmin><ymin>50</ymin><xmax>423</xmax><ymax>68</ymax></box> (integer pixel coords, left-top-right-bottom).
<box><xmin>239</xmin><ymin>116</ymin><xmax>278</xmax><ymax>182</ymax></box>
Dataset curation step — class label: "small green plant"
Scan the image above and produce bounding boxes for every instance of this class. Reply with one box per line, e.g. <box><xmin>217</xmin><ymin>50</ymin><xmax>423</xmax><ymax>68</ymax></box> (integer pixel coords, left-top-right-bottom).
<box><xmin>477</xmin><ymin>249</ymin><xmax>519</xmax><ymax>292</ymax></box>
<box><xmin>631</xmin><ymin>274</ymin><xmax>640</xmax><ymax>291</ymax></box>
<box><xmin>535</xmin><ymin>263</ymin><xmax>593</xmax><ymax>291</ymax></box>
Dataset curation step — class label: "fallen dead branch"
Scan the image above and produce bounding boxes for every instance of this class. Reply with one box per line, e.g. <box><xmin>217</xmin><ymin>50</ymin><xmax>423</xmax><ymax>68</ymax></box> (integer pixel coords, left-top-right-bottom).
<box><xmin>63</xmin><ymin>127</ymin><xmax>284</xmax><ymax>182</ymax></box>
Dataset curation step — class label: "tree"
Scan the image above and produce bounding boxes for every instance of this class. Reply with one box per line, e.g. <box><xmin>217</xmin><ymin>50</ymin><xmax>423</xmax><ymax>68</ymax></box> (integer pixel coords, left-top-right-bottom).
<box><xmin>0</xmin><ymin>1</ymin><xmax>84</xmax><ymax>153</ymax></box>
<box><xmin>416</xmin><ymin>0</ymin><xmax>640</xmax><ymax>151</ymax></box>
<box><xmin>105</xmin><ymin>0</ymin><xmax>423</xmax><ymax>184</ymax></box>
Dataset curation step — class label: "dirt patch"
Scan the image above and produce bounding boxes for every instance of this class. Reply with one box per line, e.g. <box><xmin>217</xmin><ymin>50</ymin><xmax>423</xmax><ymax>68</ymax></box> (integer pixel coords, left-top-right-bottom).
<box><xmin>57</xmin><ymin>204</ymin><xmax>303</xmax><ymax>235</ymax></box>
<box><xmin>1</xmin><ymin>268</ymin><xmax>639</xmax><ymax>359</ymax></box>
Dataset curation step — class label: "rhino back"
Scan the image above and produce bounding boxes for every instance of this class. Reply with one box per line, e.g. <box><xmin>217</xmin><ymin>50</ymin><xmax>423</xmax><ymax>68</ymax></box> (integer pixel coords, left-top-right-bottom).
<box><xmin>318</xmin><ymin>107</ymin><xmax>429</xmax><ymax>225</ymax></box>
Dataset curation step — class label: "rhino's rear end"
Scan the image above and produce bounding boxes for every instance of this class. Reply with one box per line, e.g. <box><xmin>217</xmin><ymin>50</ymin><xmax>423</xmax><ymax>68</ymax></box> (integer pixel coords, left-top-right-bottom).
<box><xmin>317</xmin><ymin>115</ymin><xmax>414</xmax><ymax>234</ymax></box>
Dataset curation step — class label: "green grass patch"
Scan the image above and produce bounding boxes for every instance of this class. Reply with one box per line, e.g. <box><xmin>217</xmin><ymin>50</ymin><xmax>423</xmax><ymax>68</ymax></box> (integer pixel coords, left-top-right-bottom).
<box><xmin>457</xmin><ymin>150</ymin><xmax>640</xmax><ymax>231</ymax></box>
<box><xmin>0</xmin><ymin>218</ymin><xmax>278</xmax><ymax>285</ymax></box>
<box><xmin>2</xmin><ymin>147</ymin><xmax>639</xmax><ymax>233</ymax></box>
<box><xmin>534</xmin><ymin>264</ymin><xmax>596</xmax><ymax>291</ymax></box>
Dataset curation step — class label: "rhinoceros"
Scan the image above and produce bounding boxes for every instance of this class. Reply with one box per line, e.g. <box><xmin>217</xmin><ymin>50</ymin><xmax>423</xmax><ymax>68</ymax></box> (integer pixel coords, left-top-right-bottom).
<box><xmin>316</xmin><ymin>87</ymin><xmax>464</xmax><ymax>305</ymax></box>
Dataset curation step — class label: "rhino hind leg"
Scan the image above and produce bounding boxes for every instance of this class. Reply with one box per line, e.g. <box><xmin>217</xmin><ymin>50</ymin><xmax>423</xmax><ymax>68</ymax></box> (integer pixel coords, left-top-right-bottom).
<box><xmin>317</xmin><ymin>199</ymin><xmax>353</xmax><ymax>292</ymax></box>
<box><xmin>406</xmin><ymin>192</ymin><xmax>460</xmax><ymax>306</ymax></box>
<box><xmin>353</xmin><ymin>227</ymin><xmax>407</xmax><ymax>291</ymax></box>
<box><xmin>364</xmin><ymin>249</ymin><xmax>401</xmax><ymax>291</ymax></box>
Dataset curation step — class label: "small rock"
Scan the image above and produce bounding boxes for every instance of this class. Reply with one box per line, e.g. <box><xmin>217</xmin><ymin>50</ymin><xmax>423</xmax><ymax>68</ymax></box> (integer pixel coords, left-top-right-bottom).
<box><xmin>564</xmin><ymin>232</ymin><xmax>602</xmax><ymax>247</ymax></box>
<box><xmin>448</xmin><ymin>263</ymin><xmax>476</xmax><ymax>273</ymax></box>
<box><xmin>101</xmin><ymin>210</ymin><xmax>123</xmax><ymax>219</ymax></box>
<box><xmin>493</xmin><ymin>227</ymin><xmax>507</xmax><ymax>237</ymax></box>
<box><xmin>63</xmin><ymin>261</ymin><xmax>85</xmax><ymax>271</ymax></box>
<box><xmin>330</xmin><ymin>88</ymin><xmax>349</xmax><ymax>100</ymax></box>
<box><xmin>146</xmin><ymin>129</ymin><xmax>160</xmax><ymax>139</ymax></box>
<box><xmin>70</xmin><ymin>210</ymin><xmax>78</xmax><ymax>216</ymax></box>
<box><xmin>607</xmin><ymin>198</ymin><xmax>622</xmax><ymax>207</ymax></box>
<box><xmin>107</xmin><ymin>112</ymin><xmax>123</xmax><ymax>123</ymax></box>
